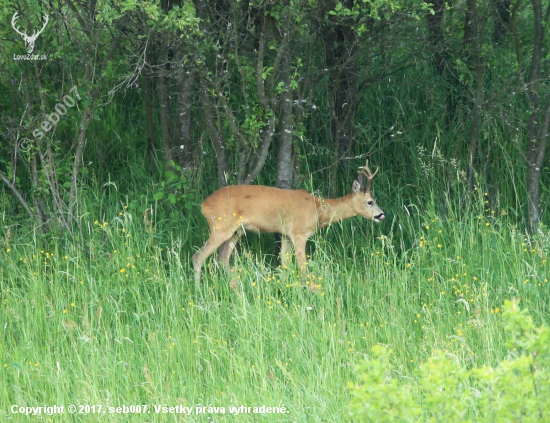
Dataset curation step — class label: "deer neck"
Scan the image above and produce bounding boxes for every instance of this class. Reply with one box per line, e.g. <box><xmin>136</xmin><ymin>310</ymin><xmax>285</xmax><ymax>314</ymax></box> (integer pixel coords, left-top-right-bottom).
<box><xmin>316</xmin><ymin>194</ymin><xmax>355</xmax><ymax>228</ymax></box>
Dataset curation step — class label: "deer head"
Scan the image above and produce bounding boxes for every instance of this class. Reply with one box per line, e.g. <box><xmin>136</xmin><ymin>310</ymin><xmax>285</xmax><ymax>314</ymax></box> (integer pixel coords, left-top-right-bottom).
<box><xmin>12</xmin><ymin>11</ymin><xmax>49</xmax><ymax>54</ymax></box>
<box><xmin>350</xmin><ymin>160</ymin><xmax>385</xmax><ymax>222</ymax></box>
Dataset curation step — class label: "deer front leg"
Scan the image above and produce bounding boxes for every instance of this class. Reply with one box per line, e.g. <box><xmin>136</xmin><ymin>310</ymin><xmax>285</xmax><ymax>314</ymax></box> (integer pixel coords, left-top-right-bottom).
<box><xmin>280</xmin><ymin>234</ymin><xmax>291</xmax><ymax>266</ymax></box>
<box><xmin>291</xmin><ymin>235</ymin><xmax>309</xmax><ymax>272</ymax></box>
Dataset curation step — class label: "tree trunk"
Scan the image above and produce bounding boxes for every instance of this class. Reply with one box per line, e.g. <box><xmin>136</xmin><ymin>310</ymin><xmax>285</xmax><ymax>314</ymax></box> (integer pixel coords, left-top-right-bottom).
<box><xmin>494</xmin><ymin>0</ymin><xmax>511</xmax><ymax>44</ymax></box>
<box><xmin>463</xmin><ymin>0</ymin><xmax>486</xmax><ymax>192</ymax></box>
<box><xmin>157</xmin><ymin>42</ymin><xmax>175</xmax><ymax>170</ymax></box>
<box><xmin>467</xmin><ymin>69</ymin><xmax>484</xmax><ymax>192</ymax></box>
<box><xmin>515</xmin><ymin>0</ymin><xmax>550</xmax><ymax>231</ymax></box>
<box><xmin>30</xmin><ymin>152</ymin><xmax>46</xmax><ymax>233</ymax></box>
<box><xmin>142</xmin><ymin>73</ymin><xmax>156</xmax><ymax>170</ymax></box>
<box><xmin>527</xmin><ymin>163</ymin><xmax>541</xmax><ymax>229</ymax></box>
<box><xmin>328</xmin><ymin>94</ymin><xmax>340</xmax><ymax>197</ymax></box>
<box><xmin>426</xmin><ymin>0</ymin><xmax>446</xmax><ymax>75</ymax></box>
<box><xmin>176</xmin><ymin>66</ymin><xmax>195</xmax><ymax>172</ymax></box>
<box><xmin>200</xmin><ymin>87</ymin><xmax>228</xmax><ymax>187</ymax></box>
<box><xmin>467</xmin><ymin>51</ymin><xmax>485</xmax><ymax>192</ymax></box>
<box><xmin>275</xmin><ymin>49</ymin><xmax>293</xmax><ymax>189</ymax></box>
<box><xmin>67</xmin><ymin>36</ymin><xmax>119</xmax><ymax>231</ymax></box>
<box><xmin>323</xmin><ymin>15</ymin><xmax>357</xmax><ymax>197</ymax></box>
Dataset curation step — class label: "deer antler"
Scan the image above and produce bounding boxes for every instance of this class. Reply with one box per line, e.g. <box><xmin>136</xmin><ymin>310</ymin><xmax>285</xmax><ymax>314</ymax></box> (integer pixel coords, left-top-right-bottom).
<box><xmin>11</xmin><ymin>12</ymin><xmax>26</xmax><ymax>38</ymax></box>
<box><xmin>33</xmin><ymin>12</ymin><xmax>49</xmax><ymax>38</ymax></box>
<box><xmin>358</xmin><ymin>160</ymin><xmax>379</xmax><ymax>193</ymax></box>
<box><xmin>11</xmin><ymin>11</ymin><xmax>49</xmax><ymax>53</ymax></box>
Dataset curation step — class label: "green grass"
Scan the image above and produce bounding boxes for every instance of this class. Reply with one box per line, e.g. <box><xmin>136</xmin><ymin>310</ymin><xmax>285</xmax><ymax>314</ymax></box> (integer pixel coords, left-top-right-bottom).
<box><xmin>1</xmin><ymin>193</ymin><xmax>549</xmax><ymax>422</ymax></box>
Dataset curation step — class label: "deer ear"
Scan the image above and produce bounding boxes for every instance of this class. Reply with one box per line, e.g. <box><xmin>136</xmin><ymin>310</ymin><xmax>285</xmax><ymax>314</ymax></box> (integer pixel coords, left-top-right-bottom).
<box><xmin>352</xmin><ymin>179</ymin><xmax>362</xmax><ymax>194</ymax></box>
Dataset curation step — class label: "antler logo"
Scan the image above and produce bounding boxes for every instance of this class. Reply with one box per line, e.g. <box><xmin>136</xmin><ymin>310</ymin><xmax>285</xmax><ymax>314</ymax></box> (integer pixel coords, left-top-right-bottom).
<box><xmin>11</xmin><ymin>11</ymin><xmax>49</xmax><ymax>54</ymax></box>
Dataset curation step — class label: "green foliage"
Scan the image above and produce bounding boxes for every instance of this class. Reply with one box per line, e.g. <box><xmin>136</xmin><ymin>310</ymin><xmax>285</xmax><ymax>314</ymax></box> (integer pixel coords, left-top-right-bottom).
<box><xmin>129</xmin><ymin>161</ymin><xmax>198</xmax><ymax>220</ymax></box>
<box><xmin>349</xmin><ymin>300</ymin><xmax>550</xmax><ymax>422</ymax></box>
<box><xmin>117</xmin><ymin>0</ymin><xmax>200</xmax><ymax>33</ymax></box>
<box><xmin>348</xmin><ymin>345</ymin><xmax>421</xmax><ymax>422</ymax></box>
<box><xmin>329</xmin><ymin>0</ymin><xmax>432</xmax><ymax>33</ymax></box>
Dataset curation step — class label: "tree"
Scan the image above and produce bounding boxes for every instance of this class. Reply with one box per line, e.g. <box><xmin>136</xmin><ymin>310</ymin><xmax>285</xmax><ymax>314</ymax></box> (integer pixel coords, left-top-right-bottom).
<box><xmin>0</xmin><ymin>1</ymin><xmax>121</xmax><ymax>234</ymax></box>
<box><xmin>512</xmin><ymin>0</ymin><xmax>550</xmax><ymax>231</ymax></box>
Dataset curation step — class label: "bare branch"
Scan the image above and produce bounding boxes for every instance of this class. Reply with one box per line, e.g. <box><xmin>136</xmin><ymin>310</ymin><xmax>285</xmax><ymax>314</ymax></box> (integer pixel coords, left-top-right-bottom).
<box><xmin>0</xmin><ymin>169</ymin><xmax>35</xmax><ymax>219</ymax></box>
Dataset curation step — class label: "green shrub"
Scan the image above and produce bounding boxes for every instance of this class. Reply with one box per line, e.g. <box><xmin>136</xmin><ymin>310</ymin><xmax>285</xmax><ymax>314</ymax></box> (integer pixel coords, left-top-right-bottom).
<box><xmin>349</xmin><ymin>300</ymin><xmax>550</xmax><ymax>422</ymax></box>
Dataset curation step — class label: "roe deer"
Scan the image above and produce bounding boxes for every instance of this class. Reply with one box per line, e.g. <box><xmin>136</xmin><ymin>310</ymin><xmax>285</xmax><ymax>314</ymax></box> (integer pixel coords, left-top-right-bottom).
<box><xmin>193</xmin><ymin>161</ymin><xmax>385</xmax><ymax>281</ymax></box>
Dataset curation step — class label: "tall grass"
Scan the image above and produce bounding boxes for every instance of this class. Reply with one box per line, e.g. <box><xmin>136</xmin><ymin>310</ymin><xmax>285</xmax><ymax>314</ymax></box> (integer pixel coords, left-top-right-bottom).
<box><xmin>1</xmin><ymin>160</ymin><xmax>549</xmax><ymax>422</ymax></box>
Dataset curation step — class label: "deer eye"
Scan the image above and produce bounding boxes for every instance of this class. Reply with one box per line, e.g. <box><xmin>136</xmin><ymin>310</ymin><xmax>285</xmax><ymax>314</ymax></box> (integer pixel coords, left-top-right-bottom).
<box><xmin>367</xmin><ymin>201</ymin><xmax>373</xmax><ymax>206</ymax></box>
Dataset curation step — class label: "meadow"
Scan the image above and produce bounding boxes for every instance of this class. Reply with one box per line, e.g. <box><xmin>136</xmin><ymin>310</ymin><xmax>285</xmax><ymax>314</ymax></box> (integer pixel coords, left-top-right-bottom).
<box><xmin>1</xmin><ymin>174</ymin><xmax>549</xmax><ymax>422</ymax></box>
<box><xmin>3</xmin><ymin>1</ymin><xmax>550</xmax><ymax>419</ymax></box>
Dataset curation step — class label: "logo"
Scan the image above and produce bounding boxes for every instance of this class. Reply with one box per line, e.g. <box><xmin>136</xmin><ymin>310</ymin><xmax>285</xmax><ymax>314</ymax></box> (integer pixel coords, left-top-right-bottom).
<box><xmin>11</xmin><ymin>11</ymin><xmax>49</xmax><ymax>54</ymax></box>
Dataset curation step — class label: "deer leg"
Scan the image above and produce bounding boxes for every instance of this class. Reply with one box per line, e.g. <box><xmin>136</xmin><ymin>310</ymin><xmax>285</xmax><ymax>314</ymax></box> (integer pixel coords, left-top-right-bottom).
<box><xmin>193</xmin><ymin>230</ymin><xmax>234</xmax><ymax>281</ymax></box>
<box><xmin>280</xmin><ymin>234</ymin><xmax>291</xmax><ymax>266</ymax></box>
<box><xmin>217</xmin><ymin>239</ymin><xmax>236</xmax><ymax>270</ymax></box>
<box><xmin>217</xmin><ymin>229</ymin><xmax>243</xmax><ymax>271</ymax></box>
<box><xmin>291</xmin><ymin>235</ymin><xmax>309</xmax><ymax>271</ymax></box>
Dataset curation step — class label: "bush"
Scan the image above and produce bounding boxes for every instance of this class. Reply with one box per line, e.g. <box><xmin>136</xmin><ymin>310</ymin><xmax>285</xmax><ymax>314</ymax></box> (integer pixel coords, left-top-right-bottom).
<box><xmin>349</xmin><ymin>300</ymin><xmax>550</xmax><ymax>422</ymax></box>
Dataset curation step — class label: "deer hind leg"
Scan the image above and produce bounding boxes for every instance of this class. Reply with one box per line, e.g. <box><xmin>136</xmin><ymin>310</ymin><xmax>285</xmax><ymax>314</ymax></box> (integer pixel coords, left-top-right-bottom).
<box><xmin>217</xmin><ymin>228</ymin><xmax>243</xmax><ymax>271</ymax></box>
<box><xmin>193</xmin><ymin>228</ymin><xmax>235</xmax><ymax>281</ymax></box>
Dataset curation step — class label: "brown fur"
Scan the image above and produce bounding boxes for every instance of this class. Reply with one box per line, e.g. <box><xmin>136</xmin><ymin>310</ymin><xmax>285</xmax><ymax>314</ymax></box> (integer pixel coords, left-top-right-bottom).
<box><xmin>193</xmin><ymin>181</ymin><xmax>384</xmax><ymax>281</ymax></box>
